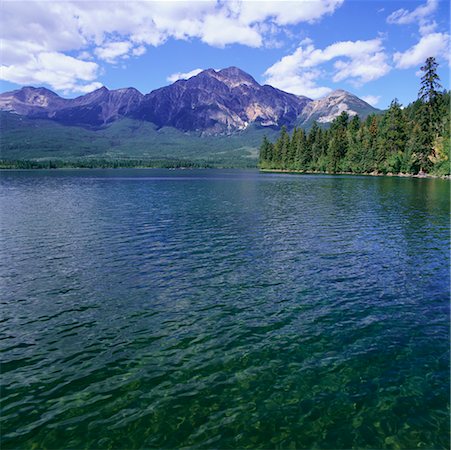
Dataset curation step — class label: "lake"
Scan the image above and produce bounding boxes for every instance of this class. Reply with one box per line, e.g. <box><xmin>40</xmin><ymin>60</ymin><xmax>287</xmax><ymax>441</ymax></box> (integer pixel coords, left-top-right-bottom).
<box><xmin>1</xmin><ymin>169</ymin><xmax>449</xmax><ymax>449</ymax></box>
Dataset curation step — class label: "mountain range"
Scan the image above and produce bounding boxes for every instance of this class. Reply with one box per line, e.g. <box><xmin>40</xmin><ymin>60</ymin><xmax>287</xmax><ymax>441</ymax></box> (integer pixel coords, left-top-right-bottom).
<box><xmin>0</xmin><ymin>67</ymin><xmax>378</xmax><ymax>131</ymax></box>
<box><xmin>0</xmin><ymin>67</ymin><xmax>380</xmax><ymax>164</ymax></box>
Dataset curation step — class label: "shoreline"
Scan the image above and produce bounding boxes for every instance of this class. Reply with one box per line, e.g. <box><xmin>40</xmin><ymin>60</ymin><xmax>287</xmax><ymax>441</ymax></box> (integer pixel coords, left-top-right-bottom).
<box><xmin>259</xmin><ymin>168</ymin><xmax>451</xmax><ymax>180</ymax></box>
<box><xmin>0</xmin><ymin>166</ymin><xmax>449</xmax><ymax>179</ymax></box>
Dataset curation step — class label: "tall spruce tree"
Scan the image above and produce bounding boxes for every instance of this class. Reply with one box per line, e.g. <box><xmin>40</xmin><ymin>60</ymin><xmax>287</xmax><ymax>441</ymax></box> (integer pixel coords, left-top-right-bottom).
<box><xmin>418</xmin><ymin>57</ymin><xmax>443</xmax><ymax>170</ymax></box>
<box><xmin>419</xmin><ymin>57</ymin><xmax>442</xmax><ymax>105</ymax></box>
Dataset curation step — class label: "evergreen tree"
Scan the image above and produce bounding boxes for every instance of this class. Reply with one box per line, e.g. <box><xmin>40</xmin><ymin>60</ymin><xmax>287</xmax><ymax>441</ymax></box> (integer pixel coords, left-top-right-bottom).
<box><xmin>293</xmin><ymin>127</ymin><xmax>308</xmax><ymax>169</ymax></box>
<box><xmin>381</xmin><ymin>99</ymin><xmax>407</xmax><ymax>172</ymax></box>
<box><xmin>259</xmin><ymin>136</ymin><xmax>272</xmax><ymax>168</ymax></box>
<box><xmin>279</xmin><ymin>126</ymin><xmax>290</xmax><ymax>169</ymax></box>
<box><xmin>419</xmin><ymin>57</ymin><xmax>442</xmax><ymax>105</ymax></box>
<box><xmin>418</xmin><ymin>56</ymin><xmax>443</xmax><ymax>170</ymax></box>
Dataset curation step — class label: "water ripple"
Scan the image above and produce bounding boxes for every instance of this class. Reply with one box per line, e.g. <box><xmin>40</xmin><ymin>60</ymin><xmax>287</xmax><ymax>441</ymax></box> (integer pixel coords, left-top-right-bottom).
<box><xmin>0</xmin><ymin>169</ymin><xmax>449</xmax><ymax>449</ymax></box>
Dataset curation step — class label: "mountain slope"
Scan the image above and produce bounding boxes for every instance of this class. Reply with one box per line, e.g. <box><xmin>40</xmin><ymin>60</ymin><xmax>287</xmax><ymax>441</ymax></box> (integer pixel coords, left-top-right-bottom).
<box><xmin>299</xmin><ymin>89</ymin><xmax>378</xmax><ymax>128</ymax></box>
<box><xmin>0</xmin><ymin>111</ymin><xmax>279</xmax><ymax>165</ymax></box>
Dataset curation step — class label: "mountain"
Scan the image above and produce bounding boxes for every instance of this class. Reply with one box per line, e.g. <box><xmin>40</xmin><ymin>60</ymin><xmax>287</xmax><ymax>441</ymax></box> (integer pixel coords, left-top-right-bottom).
<box><xmin>0</xmin><ymin>67</ymin><xmax>379</xmax><ymax>133</ymax></box>
<box><xmin>299</xmin><ymin>89</ymin><xmax>378</xmax><ymax>128</ymax></box>
<box><xmin>133</xmin><ymin>67</ymin><xmax>311</xmax><ymax>133</ymax></box>
<box><xmin>54</xmin><ymin>87</ymin><xmax>144</xmax><ymax>126</ymax></box>
<box><xmin>0</xmin><ymin>86</ymin><xmax>68</xmax><ymax>117</ymax></box>
<box><xmin>0</xmin><ymin>86</ymin><xmax>144</xmax><ymax>127</ymax></box>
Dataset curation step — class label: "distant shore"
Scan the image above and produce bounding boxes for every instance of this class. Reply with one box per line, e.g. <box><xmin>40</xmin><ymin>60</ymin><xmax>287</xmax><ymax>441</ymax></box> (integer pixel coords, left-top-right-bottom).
<box><xmin>260</xmin><ymin>168</ymin><xmax>451</xmax><ymax>180</ymax></box>
<box><xmin>0</xmin><ymin>159</ymin><xmax>254</xmax><ymax>170</ymax></box>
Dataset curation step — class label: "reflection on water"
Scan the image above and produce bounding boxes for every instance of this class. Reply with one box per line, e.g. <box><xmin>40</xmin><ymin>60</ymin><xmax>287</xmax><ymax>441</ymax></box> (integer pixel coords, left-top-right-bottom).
<box><xmin>0</xmin><ymin>169</ymin><xmax>449</xmax><ymax>449</ymax></box>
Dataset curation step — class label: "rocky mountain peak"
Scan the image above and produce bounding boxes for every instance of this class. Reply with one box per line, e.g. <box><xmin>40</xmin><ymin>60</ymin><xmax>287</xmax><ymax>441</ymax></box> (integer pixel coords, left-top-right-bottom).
<box><xmin>16</xmin><ymin>86</ymin><xmax>61</xmax><ymax>104</ymax></box>
<box><xmin>113</xmin><ymin>87</ymin><xmax>142</xmax><ymax>95</ymax></box>
<box><xmin>217</xmin><ymin>67</ymin><xmax>258</xmax><ymax>85</ymax></box>
<box><xmin>299</xmin><ymin>89</ymin><xmax>378</xmax><ymax>126</ymax></box>
<box><xmin>0</xmin><ymin>86</ymin><xmax>65</xmax><ymax>115</ymax></box>
<box><xmin>75</xmin><ymin>86</ymin><xmax>109</xmax><ymax>101</ymax></box>
<box><xmin>195</xmin><ymin>67</ymin><xmax>258</xmax><ymax>89</ymax></box>
<box><xmin>328</xmin><ymin>89</ymin><xmax>349</xmax><ymax>95</ymax></box>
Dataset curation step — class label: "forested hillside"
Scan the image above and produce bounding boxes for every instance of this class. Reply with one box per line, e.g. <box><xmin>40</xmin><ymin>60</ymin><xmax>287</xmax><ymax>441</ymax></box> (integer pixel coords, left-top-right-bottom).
<box><xmin>259</xmin><ymin>58</ymin><xmax>450</xmax><ymax>176</ymax></box>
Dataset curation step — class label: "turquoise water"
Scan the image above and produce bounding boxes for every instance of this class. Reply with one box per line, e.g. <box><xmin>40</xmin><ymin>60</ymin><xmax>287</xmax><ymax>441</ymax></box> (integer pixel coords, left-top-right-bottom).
<box><xmin>1</xmin><ymin>169</ymin><xmax>449</xmax><ymax>449</ymax></box>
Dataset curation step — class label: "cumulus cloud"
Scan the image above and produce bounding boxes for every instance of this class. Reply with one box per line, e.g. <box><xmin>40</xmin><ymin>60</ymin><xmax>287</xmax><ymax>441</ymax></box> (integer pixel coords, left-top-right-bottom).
<box><xmin>0</xmin><ymin>51</ymin><xmax>100</xmax><ymax>94</ymax></box>
<box><xmin>361</xmin><ymin>95</ymin><xmax>381</xmax><ymax>106</ymax></box>
<box><xmin>387</xmin><ymin>0</ymin><xmax>437</xmax><ymax>31</ymax></box>
<box><xmin>132</xmin><ymin>46</ymin><xmax>146</xmax><ymax>57</ymax></box>
<box><xmin>266</xmin><ymin>67</ymin><xmax>332</xmax><ymax>98</ymax></box>
<box><xmin>94</xmin><ymin>41</ymin><xmax>133</xmax><ymax>64</ymax></box>
<box><xmin>387</xmin><ymin>0</ymin><xmax>449</xmax><ymax>69</ymax></box>
<box><xmin>0</xmin><ymin>0</ymin><xmax>344</xmax><ymax>93</ymax></box>
<box><xmin>388</xmin><ymin>1</ymin><xmax>439</xmax><ymax>39</ymax></box>
<box><xmin>201</xmin><ymin>13</ymin><xmax>262</xmax><ymax>47</ymax></box>
<box><xmin>75</xmin><ymin>82</ymin><xmax>104</xmax><ymax>94</ymax></box>
<box><xmin>393</xmin><ymin>32</ymin><xmax>450</xmax><ymax>69</ymax></box>
<box><xmin>264</xmin><ymin>37</ymin><xmax>390</xmax><ymax>98</ymax></box>
<box><xmin>229</xmin><ymin>0</ymin><xmax>344</xmax><ymax>26</ymax></box>
<box><xmin>167</xmin><ymin>68</ymin><xmax>204</xmax><ymax>84</ymax></box>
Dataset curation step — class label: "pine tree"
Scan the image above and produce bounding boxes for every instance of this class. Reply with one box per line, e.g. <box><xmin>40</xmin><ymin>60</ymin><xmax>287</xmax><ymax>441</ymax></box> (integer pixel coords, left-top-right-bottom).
<box><xmin>294</xmin><ymin>128</ymin><xmax>308</xmax><ymax>169</ymax></box>
<box><xmin>419</xmin><ymin>57</ymin><xmax>442</xmax><ymax>105</ymax></box>
<box><xmin>418</xmin><ymin>57</ymin><xmax>443</xmax><ymax>170</ymax></box>
<box><xmin>259</xmin><ymin>136</ymin><xmax>271</xmax><ymax>168</ymax></box>
<box><xmin>344</xmin><ymin>116</ymin><xmax>363</xmax><ymax>172</ymax></box>
<box><xmin>279</xmin><ymin>126</ymin><xmax>290</xmax><ymax>169</ymax></box>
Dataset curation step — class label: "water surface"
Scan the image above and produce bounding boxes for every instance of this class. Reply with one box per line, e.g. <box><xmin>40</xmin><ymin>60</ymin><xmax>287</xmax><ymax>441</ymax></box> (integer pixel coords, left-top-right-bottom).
<box><xmin>1</xmin><ymin>169</ymin><xmax>449</xmax><ymax>449</ymax></box>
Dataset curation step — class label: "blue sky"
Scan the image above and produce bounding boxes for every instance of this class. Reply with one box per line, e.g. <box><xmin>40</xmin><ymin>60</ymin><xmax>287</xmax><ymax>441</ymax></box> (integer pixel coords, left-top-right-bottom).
<box><xmin>0</xmin><ymin>0</ymin><xmax>449</xmax><ymax>108</ymax></box>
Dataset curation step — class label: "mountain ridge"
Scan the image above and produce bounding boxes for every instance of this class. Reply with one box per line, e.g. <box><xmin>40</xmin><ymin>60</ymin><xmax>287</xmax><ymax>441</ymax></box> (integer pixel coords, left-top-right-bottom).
<box><xmin>0</xmin><ymin>67</ymin><xmax>379</xmax><ymax>133</ymax></box>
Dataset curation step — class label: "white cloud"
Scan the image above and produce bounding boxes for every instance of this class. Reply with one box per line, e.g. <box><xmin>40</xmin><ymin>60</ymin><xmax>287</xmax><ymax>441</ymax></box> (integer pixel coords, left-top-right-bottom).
<box><xmin>386</xmin><ymin>0</ymin><xmax>439</xmax><ymax>38</ymax></box>
<box><xmin>94</xmin><ymin>41</ymin><xmax>132</xmax><ymax>64</ymax></box>
<box><xmin>393</xmin><ymin>32</ymin><xmax>450</xmax><ymax>69</ymax></box>
<box><xmin>386</xmin><ymin>0</ymin><xmax>449</xmax><ymax>70</ymax></box>
<box><xmin>167</xmin><ymin>68</ymin><xmax>204</xmax><ymax>83</ymax></box>
<box><xmin>200</xmin><ymin>13</ymin><xmax>262</xmax><ymax>47</ymax></box>
<box><xmin>75</xmin><ymin>82</ymin><xmax>104</xmax><ymax>94</ymax></box>
<box><xmin>132</xmin><ymin>46</ymin><xmax>146</xmax><ymax>57</ymax></box>
<box><xmin>230</xmin><ymin>0</ymin><xmax>344</xmax><ymax>26</ymax></box>
<box><xmin>0</xmin><ymin>0</ymin><xmax>345</xmax><ymax>93</ymax></box>
<box><xmin>266</xmin><ymin>67</ymin><xmax>332</xmax><ymax>98</ymax></box>
<box><xmin>332</xmin><ymin>50</ymin><xmax>390</xmax><ymax>84</ymax></box>
<box><xmin>361</xmin><ymin>95</ymin><xmax>381</xmax><ymax>106</ymax></box>
<box><xmin>94</xmin><ymin>41</ymin><xmax>133</xmax><ymax>63</ymax></box>
<box><xmin>264</xmin><ymin>37</ymin><xmax>390</xmax><ymax>98</ymax></box>
<box><xmin>387</xmin><ymin>0</ymin><xmax>437</xmax><ymax>27</ymax></box>
<box><xmin>78</xmin><ymin>51</ymin><xmax>93</xmax><ymax>61</ymax></box>
<box><xmin>0</xmin><ymin>52</ymin><xmax>100</xmax><ymax>94</ymax></box>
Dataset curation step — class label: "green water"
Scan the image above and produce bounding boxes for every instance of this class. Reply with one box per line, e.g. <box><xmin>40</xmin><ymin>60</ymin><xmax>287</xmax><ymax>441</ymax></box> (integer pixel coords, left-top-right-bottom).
<box><xmin>1</xmin><ymin>169</ymin><xmax>449</xmax><ymax>449</ymax></box>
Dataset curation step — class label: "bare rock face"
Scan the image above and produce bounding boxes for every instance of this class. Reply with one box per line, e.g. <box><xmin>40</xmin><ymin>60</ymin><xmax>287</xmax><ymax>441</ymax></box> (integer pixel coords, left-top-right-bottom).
<box><xmin>0</xmin><ymin>68</ymin><xmax>379</xmax><ymax>132</ymax></box>
<box><xmin>299</xmin><ymin>89</ymin><xmax>378</xmax><ymax>127</ymax></box>
<box><xmin>0</xmin><ymin>87</ymin><xmax>68</xmax><ymax>117</ymax></box>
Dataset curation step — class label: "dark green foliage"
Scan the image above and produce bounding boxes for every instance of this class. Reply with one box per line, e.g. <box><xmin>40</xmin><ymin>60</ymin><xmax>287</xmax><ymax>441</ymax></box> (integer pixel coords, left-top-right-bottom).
<box><xmin>419</xmin><ymin>57</ymin><xmax>442</xmax><ymax>105</ymax></box>
<box><xmin>0</xmin><ymin>158</ymin><xmax>221</xmax><ymax>170</ymax></box>
<box><xmin>259</xmin><ymin>58</ymin><xmax>450</xmax><ymax>176</ymax></box>
<box><xmin>0</xmin><ymin>114</ymin><xmax>279</xmax><ymax>168</ymax></box>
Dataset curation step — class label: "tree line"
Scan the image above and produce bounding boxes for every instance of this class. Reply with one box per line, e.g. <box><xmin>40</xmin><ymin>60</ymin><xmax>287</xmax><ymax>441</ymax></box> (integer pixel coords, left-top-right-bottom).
<box><xmin>0</xmin><ymin>158</ymin><xmax>217</xmax><ymax>170</ymax></box>
<box><xmin>259</xmin><ymin>57</ymin><xmax>450</xmax><ymax>176</ymax></box>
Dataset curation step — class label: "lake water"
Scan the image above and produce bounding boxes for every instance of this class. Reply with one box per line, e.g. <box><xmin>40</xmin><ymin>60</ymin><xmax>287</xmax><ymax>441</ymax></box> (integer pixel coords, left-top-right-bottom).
<box><xmin>1</xmin><ymin>169</ymin><xmax>449</xmax><ymax>449</ymax></box>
